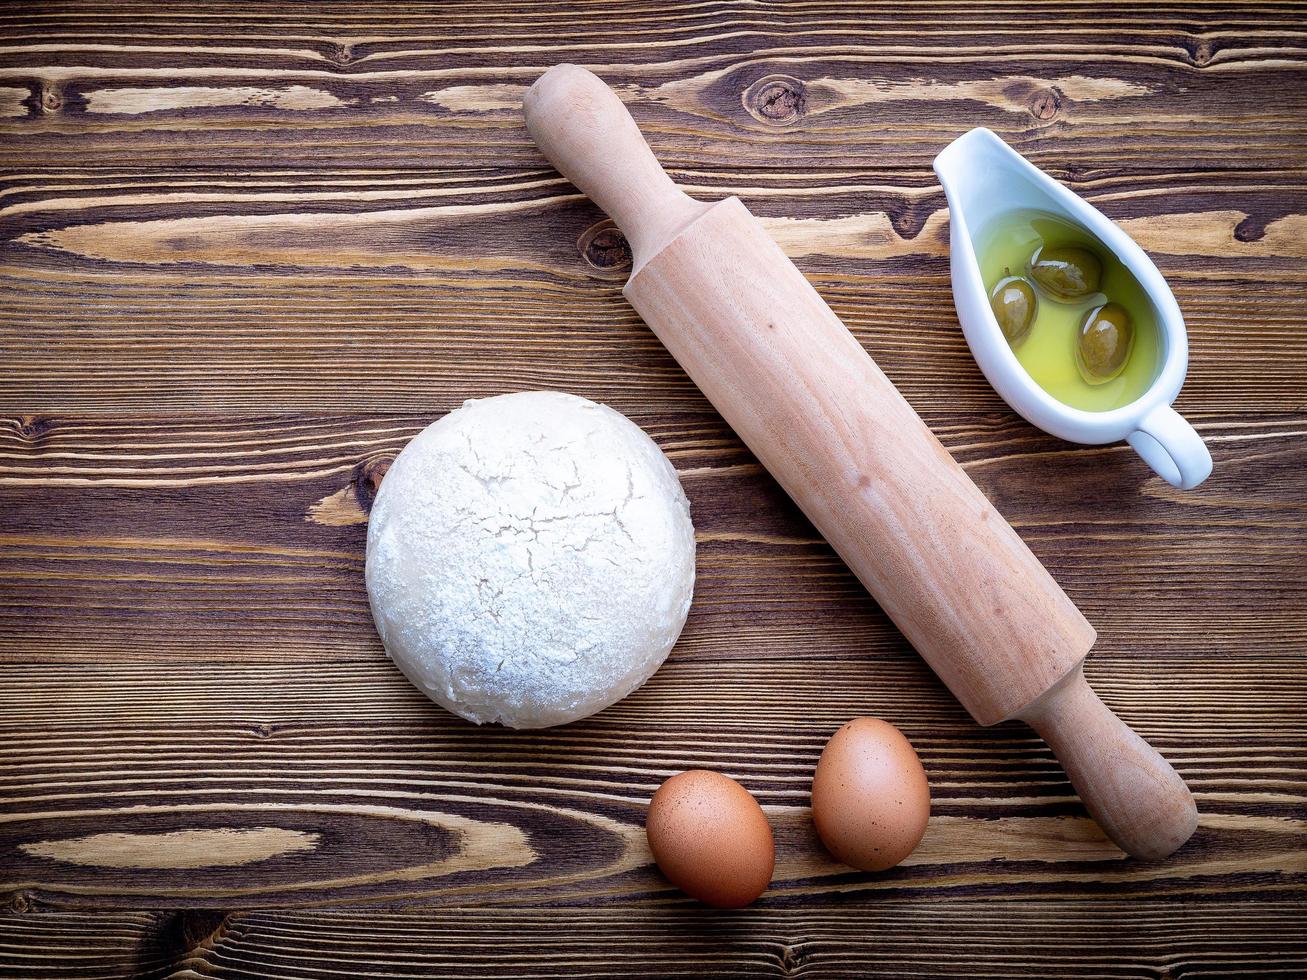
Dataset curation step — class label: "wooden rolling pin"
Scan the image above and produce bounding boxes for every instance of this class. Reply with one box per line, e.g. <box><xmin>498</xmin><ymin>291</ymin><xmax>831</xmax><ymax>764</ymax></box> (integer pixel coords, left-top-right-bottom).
<box><xmin>524</xmin><ymin>65</ymin><xmax>1197</xmax><ymax>859</ymax></box>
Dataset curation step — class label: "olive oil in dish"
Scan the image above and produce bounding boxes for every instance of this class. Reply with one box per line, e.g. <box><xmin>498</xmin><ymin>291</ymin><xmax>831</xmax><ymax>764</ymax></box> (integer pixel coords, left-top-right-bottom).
<box><xmin>977</xmin><ymin>209</ymin><xmax>1161</xmax><ymax>412</ymax></box>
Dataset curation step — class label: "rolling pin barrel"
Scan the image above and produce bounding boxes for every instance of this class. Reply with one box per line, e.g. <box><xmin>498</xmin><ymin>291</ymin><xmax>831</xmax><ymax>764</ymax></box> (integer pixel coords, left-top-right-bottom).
<box><xmin>524</xmin><ymin>64</ymin><xmax>1197</xmax><ymax>859</ymax></box>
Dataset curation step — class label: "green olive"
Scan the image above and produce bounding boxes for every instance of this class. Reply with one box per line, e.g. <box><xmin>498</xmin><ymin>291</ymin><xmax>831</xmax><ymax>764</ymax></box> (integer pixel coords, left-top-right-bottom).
<box><xmin>1030</xmin><ymin>245</ymin><xmax>1103</xmax><ymax>300</ymax></box>
<box><xmin>989</xmin><ymin>276</ymin><xmax>1036</xmax><ymax>346</ymax></box>
<box><xmin>1076</xmin><ymin>302</ymin><xmax>1134</xmax><ymax>383</ymax></box>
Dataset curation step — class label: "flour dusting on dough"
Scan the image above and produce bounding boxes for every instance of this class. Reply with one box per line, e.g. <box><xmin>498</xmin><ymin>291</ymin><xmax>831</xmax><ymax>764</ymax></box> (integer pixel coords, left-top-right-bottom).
<box><xmin>365</xmin><ymin>391</ymin><xmax>695</xmax><ymax>728</ymax></box>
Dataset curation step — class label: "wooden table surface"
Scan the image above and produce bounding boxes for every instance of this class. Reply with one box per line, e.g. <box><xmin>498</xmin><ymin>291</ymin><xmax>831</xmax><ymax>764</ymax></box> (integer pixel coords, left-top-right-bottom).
<box><xmin>2</xmin><ymin>2</ymin><xmax>1305</xmax><ymax>977</ymax></box>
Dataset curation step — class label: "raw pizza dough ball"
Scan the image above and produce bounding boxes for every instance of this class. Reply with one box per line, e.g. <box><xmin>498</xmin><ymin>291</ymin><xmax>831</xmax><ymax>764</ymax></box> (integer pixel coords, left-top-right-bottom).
<box><xmin>365</xmin><ymin>391</ymin><xmax>695</xmax><ymax>729</ymax></box>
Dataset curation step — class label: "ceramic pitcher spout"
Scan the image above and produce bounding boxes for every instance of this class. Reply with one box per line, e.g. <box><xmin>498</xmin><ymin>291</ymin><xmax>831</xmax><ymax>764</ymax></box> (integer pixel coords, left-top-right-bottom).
<box><xmin>932</xmin><ymin>128</ymin><xmax>1212</xmax><ymax>490</ymax></box>
<box><xmin>932</xmin><ymin>127</ymin><xmax>1020</xmax><ymax>207</ymax></box>
<box><xmin>934</xmin><ymin>128</ymin><xmax>1077</xmax><ymax>240</ymax></box>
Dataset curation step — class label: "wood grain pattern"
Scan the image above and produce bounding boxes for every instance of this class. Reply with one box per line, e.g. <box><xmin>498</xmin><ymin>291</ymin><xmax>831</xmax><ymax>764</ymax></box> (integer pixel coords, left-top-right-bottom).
<box><xmin>4</xmin><ymin>905</ymin><xmax>1307</xmax><ymax>980</ymax></box>
<box><xmin>3</xmin><ymin>166</ymin><xmax>1305</xmax><ymax>415</ymax></box>
<box><xmin>1</xmin><ymin>0</ymin><xmax>1305</xmax><ymax>976</ymax></box>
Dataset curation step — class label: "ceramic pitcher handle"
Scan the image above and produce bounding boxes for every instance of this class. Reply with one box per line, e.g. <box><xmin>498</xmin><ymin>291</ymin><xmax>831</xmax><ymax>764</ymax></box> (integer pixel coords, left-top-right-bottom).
<box><xmin>1126</xmin><ymin>404</ymin><xmax>1212</xmax><ymax>490</ymax></box>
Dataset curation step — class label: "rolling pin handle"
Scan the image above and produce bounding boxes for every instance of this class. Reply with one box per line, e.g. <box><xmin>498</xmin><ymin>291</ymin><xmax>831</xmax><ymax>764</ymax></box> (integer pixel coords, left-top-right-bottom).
<box><xmin>1018</xmin><ymin>668</ymin><xmax>1197</xmax><ymax>859</ymax></box>
<box><xmin>524</xmin><ymin>64</ymin><xmax>708</xmax><ymax>271</ymax></box>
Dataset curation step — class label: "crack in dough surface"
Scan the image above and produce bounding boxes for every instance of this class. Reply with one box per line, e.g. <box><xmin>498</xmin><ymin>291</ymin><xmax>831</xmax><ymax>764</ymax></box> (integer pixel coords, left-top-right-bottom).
<box><xmin>365</xmin><ymin>391</ymin><xmax>696</xmax><ymax>729</ymax></box>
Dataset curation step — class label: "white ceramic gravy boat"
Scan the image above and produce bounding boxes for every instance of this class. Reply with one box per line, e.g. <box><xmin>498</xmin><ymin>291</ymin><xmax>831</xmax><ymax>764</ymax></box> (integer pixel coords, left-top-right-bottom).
<box><xmin>934</xmin><ymin>128</ymin><xmax>1211</xmax><ymax>490</ymax></box>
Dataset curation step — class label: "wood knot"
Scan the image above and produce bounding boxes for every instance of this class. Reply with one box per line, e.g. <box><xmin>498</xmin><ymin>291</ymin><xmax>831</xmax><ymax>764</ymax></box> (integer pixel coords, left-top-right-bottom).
<box><xmin>1029</xmin><ymin>87</ymin><xmax>1061</xmax><ymax>121</ymax></box>
<box><xmin>39</xmin><ymin>84</ymin><xmax>62</xmax><ymax>114</ymax></box>
<box><xmin>578</xmin><ymin>219</ymin><xmax>632</xmax><ymax>276</ymax></box>
<box><xmin>330</xmin><ymin>44</ymin><xmax>353</xmax><ymax>65</ymax></box>
<box><xmin>1233</xmin><ymin>213</ymin><xmax>1267</xmax><ymax>243</ymax></box>
<box><xmin>888</xmin><ymin>201</ymin><xmax>932</xmax><ymax>240</ymax></box>
<box><xmin>250</xmin><ymin>722</ymin><xmax>277</xmax><ymax>738</ymax></box>
<box><xmin>743</xmin><ymin>74</ymin><xmax>807</xmax><ymax>126</ymax></box>
<box><xmin>6</xmin><ymin>892</ymin><xmax>29</xmax><ymax>913</ymax></box>
<box><xmin>1188</xmin><ymin>37</ymin><xmax>1214</xmax><ymax>66</ymax></box>
<box><xmin>15</xmin><ymin>414</ymin><xmax>52</xmax><ymax>444</ymax></box>
<box><xmin>780</xmin><ymin>941</ymin><xmax>801</xmax><ymax>974</ymax></box>
<box><xmin>355</xmin><ymin>455</ymin><xmax>392</xmax><ymax>513</ymax></box>
<box><xmin>153</xmin><ymin>910</ymin><xmax>231</xmax><ymax>965</ymax></box>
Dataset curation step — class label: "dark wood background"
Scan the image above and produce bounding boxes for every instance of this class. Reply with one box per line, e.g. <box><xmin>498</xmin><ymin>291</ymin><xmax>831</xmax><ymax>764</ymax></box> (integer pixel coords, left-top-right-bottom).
<box><xmin>1</xmin><ymin>2</ymin><xmax>1305</xmax><ymax>977</ymax></box>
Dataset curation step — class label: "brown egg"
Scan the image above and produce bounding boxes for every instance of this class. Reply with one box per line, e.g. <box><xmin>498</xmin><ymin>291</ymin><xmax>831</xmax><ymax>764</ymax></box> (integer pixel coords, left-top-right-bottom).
<box><xmin>646</xmin><ymin>770</ymin><xmax>774</xmax><ymax>908</ymax></box>
<box><xmin>811</xmin><ymin>718</ymin><xmax>930</xmax><ymax>872</ymax></box>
